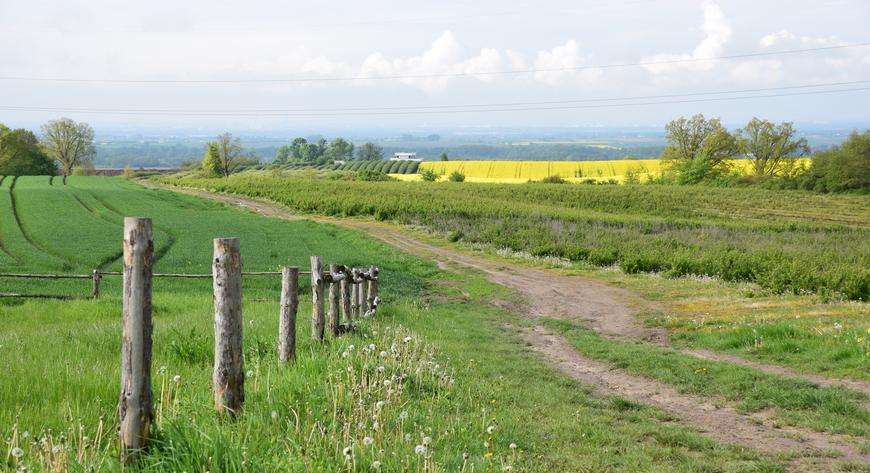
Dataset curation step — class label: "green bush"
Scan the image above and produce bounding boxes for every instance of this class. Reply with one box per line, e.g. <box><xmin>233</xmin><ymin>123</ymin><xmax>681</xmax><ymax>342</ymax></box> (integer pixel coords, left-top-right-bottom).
<box><xmin>419</xmin><ymin>168</ymin><xmax>438</xmax><ymax>182</ymax></box>
<box><xmin>448</xmin><ymin>171</ymin><xmax>465</xmax><ymax>182</ymax></box>
<box><xmin>802</xmin><ymin>130</ymin><xmax>870</xmax><ymax>193</ymax></box>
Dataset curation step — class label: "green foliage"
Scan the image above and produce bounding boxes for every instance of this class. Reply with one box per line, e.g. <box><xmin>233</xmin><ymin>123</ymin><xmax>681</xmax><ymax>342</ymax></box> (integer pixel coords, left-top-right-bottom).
<box><xmin>356</xmin><ymin>142</ymin><xmax>385</xmax><ymax>160</ymax></box>
<box><xmin>448</xmin><ymin>170</ymin><xmax>465</xmax><ymax>182</ymax></box>
<box><xmin>539</xmin><ymin>175</ymin><xmax>566</xmax><ymax>184</ymax></box>
<box><xmin>440</xmin><ymin>152</ymin><xmax>448</xmax><ymax>161</ymax></box>
<box><xmin>356</xmin><ymin>169</ymin><xmax>392</xmax><ymax>181</ymax></box>
<box><xmin>161</xmin><ymin>173</ymin><xmax>870</xmax><ymax>301</ymax></box>
<box><xmin>661</xmin><ymin>114</ymin><xmax>739</xmax><ymax>184</ymax></box>
<box><xmin>419</xmin><ymin>168</ymin><xmax>438</xmax><ymax>182</ymax></box>
<box><xmin>39</xmin><ymin>118</ymin><xmax>96</xmax><ymax>176</ymax></box>
<box><xmin>0</xmin><ymin>126</ymin><xmax>56</xmax><ymax>176</ymax></box>
<box><xmin>802</xmin><ymin>130</ymin><xmax>870</xmax><ymax>193</ymax></box>
<box><xmin>201</xmin><ymin>142</ymin><xmax>222</xmax><ymax>177</ymax></box>
<box><xmin>737</xmin><ymin>118</ymin><xmax>810</xmax><ymax>178</ymax></box>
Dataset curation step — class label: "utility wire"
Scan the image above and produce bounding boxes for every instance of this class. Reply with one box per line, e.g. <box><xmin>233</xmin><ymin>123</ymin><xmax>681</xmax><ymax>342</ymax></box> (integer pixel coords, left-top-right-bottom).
<box><xmin>0</xmin><ymin>42</ymin><xmax>867</xmax><ymax>84</ymax></box>
<box><xmin>1</xmin><ymin>79</ymin><xmax>865</xmax><ymax>114</ymax></box>
<box><xmin>1</xmin><ymin>85</ymin><xmax>867</xmax><ymax>117</ymax></box>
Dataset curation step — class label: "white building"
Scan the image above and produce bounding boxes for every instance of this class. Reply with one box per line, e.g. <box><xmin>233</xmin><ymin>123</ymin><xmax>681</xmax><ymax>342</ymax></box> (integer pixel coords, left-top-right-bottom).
<box><xmin>390</xmin><ymin>152</ymin><xmax>421</xmax><ymax>161</ymax></box>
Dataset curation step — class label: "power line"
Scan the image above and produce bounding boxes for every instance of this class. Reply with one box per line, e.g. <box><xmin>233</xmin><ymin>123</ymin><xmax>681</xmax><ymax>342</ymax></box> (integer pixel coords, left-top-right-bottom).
<box><xmin>1</xmin><ymin>42</ymin><xmax>868</xmax><ymax>85</ymax></box>
<box><xmin>1</xmin><ymin>84</ymin><xmax>867</xmax><ymax>117</ymax></box>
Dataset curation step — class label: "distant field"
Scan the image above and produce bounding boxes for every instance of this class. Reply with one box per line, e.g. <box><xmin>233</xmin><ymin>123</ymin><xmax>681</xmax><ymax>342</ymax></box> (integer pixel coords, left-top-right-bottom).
<box><xmin>390</xmin><ymin>159</ymin><xmax>810</xmax><ymax>183</ymax></box>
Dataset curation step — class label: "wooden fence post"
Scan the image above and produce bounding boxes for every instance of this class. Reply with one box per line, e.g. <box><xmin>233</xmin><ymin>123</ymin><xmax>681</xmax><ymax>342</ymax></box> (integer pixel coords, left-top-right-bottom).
<box><xmin>278</xmin><ymin>266</ymin><xmax>298</xmax><ymax>363</ymax></box>
<box><xmin>328</xmin><ymin>264</ymin><xmax>341</xmax><ymax>337</ymax></box>
<box><xmin>310</xmin><ymin>256</ymin><xmax>325</xmax><ymax>341</ymax></box>
<box><xmin>119</xmin><ymin>218</ymin><xmax>153</xmax><ymax>464</ymax></box>
<box><xmin>351</xmin><ymin>268</ymin><xmax>361</xmax><ymax>317</ymax></box>
<box><xmin>213</xmin><ymin>237</ymin><xmax>244</xmax><ymax>417</ymax></box>
<box><xmin>341</xmin><ymin>268</ymin><xmax>353</xmax><ymax>330</ymax></box>
<box><xmin>367</xmin><ymin>266</ymin><xmax>379</xmax><ymax>315</ymax></box>
<box><xmin>92</xmin><ymin>269</ymin><xmax>102</xmax><ymax>299</ymax></box>
<box><xmin>359</xmin><ymin>271</ymin><xmax>369</xmax><ymax>316</ymax></box>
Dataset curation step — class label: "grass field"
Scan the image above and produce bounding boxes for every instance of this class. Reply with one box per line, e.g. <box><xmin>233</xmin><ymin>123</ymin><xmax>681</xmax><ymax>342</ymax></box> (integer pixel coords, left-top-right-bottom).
<box><xmin>6</xmin><ymin>177</ymin><xmax>843</xmax><ymax>471</ymax></box>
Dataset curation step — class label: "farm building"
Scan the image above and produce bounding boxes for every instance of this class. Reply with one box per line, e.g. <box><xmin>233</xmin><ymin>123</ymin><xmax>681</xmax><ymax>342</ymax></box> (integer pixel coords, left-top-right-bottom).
<box><xmin>390</xmin><ymin>152</ymin><xmax>421</xmax><ymax>161</ymax></box>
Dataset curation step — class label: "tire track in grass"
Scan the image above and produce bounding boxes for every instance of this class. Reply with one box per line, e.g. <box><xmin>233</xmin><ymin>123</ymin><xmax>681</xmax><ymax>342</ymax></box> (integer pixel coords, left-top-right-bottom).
<box><xmin>0</xmin><ymin>177</ymin><xmax>18</xmax><ymax>263</ymax></box>
<box><xmin>65</xmin><ymin>188</ymin><xmax>125</xmax><ymax>270</ymax></box>
<box><xmin>70</xmin><ymin>180</ymin><xmax>177</xmax><ymax>266</ymax></box>
<box><xmin>8</xmin><ymin>176</ymin><xmax>77</xmax><ymax>269</ymax></box>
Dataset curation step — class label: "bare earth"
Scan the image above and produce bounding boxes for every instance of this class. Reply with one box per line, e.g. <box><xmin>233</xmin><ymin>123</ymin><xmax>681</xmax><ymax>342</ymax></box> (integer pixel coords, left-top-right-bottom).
<box><xmin>146</xmin><ymin>182</ymin><xmax>870</xmax><ymax>469</ymax></box>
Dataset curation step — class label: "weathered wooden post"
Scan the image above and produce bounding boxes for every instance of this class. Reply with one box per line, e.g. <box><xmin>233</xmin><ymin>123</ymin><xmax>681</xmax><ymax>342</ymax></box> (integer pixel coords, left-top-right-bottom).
<box><xmin>340</xmin><ymin>267</ymin><xmax>353</xmax><ymax>330</ymax></box>
<box><xmin>278</xmin><ymin>266</ymin><xmax>298</xmax><ymax>363</ymax></box>
<box><xmin>327</xmin><ymin>264</ymin><xmax>342</xmax><ymax>337</ymax></box>
<box><xmin>359</xmin><ymin>270</ymin><xmax>369</xmax><ymax>316</ymax></box>
<box><xmin>213</xmin><ymin>237</ymin><xmax>244</xmax><ymax>416</ymax></box>
<box><xmin>351</xmin><ymin>268</ymin><xmax>361</xmax><ymax>317</ymax></box>
<box><xmin>367</xmin><ymin>266</ymin><xmax>379</xmax><ymax>315</ymax></box>
<box><xmin>119</xmin><ymin>218</ymin><xmax>153</xmax><ymax>464</ymax></box>
<box><xmin>91</xmin><ymin>269</ymin><xmax>102</xmax><ymax>299</ymax></box>
<box><xmin>310</xmin><ymin>256</ymin><xmax>325</xmax><ymax>341</ymax></box>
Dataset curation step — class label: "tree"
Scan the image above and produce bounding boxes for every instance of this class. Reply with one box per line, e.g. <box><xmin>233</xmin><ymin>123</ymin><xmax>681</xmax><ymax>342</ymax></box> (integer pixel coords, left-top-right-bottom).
<box><xmin>737</xmin><ymin>118</ymin><xmax>809</xmax><ymax>177</ymax></box>
<box><xmin>660</xmin><ymin>114</ymin><xmax>739</xmax><ymax>184</ymax></box>
<box><xmin>0</xmin><ymin>125</ymin><xmax>56</xmax><ymax>176</ymax></box>
<box><xmin>419</xmin><ymin>168</ymin><xmax>438</xmax><ymax>182</ymax></box>
<box><xmin>440</xmin><ymin>152</ymin><xmax>448</xmax><ymax>161</ymax></box>
<box><xmin>325</xmin><ymin>138</ymin><xmax>354</xmax><ymax>161</ymax></box>
<box><xmin>802</xmin><ymin>130</ymin><xmax>869</xmax><ymax>193</ymax></box>
<box><xmin>40</xmin><ymin>118</ymin><xmax>96</xmax><ymax>176</ymax></box>
<box><xmin>289</xmin><ymin>138</ymin><xmax>308</xmax><ymax>161</ymax></box>
<box><xmin>274</xmin><ymin>144</ymin><xmax>291</xmax><ymax>164</ymax></box>
<box><xmin>202</xmin><ymin>142</ymin><xmax>222</xmax><ymax>176</ymax></box>
<box><xmin>204</xmin><ymin>133</ymin><xmax>253</xmax><ymax>177</ymax></box>
<box><xmin>356</xmin><ymin>142</ymin><xmax>384</xmax><ymax>160</ymax></box>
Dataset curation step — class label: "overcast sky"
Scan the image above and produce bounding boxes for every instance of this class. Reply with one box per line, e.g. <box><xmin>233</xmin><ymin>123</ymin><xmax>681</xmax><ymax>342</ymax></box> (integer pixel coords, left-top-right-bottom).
<box><xmin>1</xmin><ymin>0</ymin><xmax>869</xmax><ymax>132</ymax></box>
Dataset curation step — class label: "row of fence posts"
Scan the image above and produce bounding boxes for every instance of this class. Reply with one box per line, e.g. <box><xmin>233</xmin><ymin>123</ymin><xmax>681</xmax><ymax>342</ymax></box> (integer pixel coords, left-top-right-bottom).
<box><xmin>118</xmin><ymin>217</ymin><xmax>380</xmax><ymax>463</ymax></box>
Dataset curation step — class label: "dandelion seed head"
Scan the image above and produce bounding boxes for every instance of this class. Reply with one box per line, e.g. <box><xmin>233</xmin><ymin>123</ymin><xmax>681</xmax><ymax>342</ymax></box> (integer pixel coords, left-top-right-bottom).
<box><xmin>343</xmin><ymin>446</ymin><xmax>352</xmax><ymax>457</ymax></box>
<box><xmin>509</xmin><ymin>443</ymin><xmax>517</xmax><ymax>449</ymax></box>
<box><xmin>423</xmin><ymin>436</ymin><xmax>431</xmax><ymax>445</ymax></box>
<box><xmin>372</xmin><ymin>460</ymin><xmax>382</xmax><ymax>469</ymax></box>
<box><xmin>246</xmin><ymin>370</ymin><xmax>254</xmax><ymax>378</ymax></box>
<box><xmin>363</xmin><ymin>436</ymin><xmax>374</xmax><ymax>446</ymax></box>
<box><xmin>383</xmin><ymin>379</ymin><xmax>391</xmax><ymax>387</ymax></box>
<box><xmin>376</xmin><ymin>401</ymin><xmax>385</xmax><ymax>410</ymax></box>
<box><xmin>11</xmin><ymin>447</ymin><xmax>24</xmax><ymax>458</ymax></box>
<box><xmin>271</xmin><ymin>410</ymin><xmax>278</xmax><ymax>419</ymax></box>
<box><xmin>173</xmin><ymin>375</ymin><xmax>181</xmax><ymax>383</ymax></box>
<box><xmin>404</xmin><ymin>336</ymin><xmax>412</xmax><ymax>343</ymax></box>
<box><xmin>415</xmin><ymin>445</ymin><xmax>426</xmax><ymax>455</ymax></box>
<box><xmin>400</xmin><ymin>411</ymin><xmax>408</xmax><ymax>420</ymax></box>
<box><xmin>487</xmin><ymin>425</ymin><xmax>495</xmax><ymax>434</ymax></box>
<box><xmin>379</xmin><ymin>351</ymin><xmax>387</xmax><ymax>358</ymax></box>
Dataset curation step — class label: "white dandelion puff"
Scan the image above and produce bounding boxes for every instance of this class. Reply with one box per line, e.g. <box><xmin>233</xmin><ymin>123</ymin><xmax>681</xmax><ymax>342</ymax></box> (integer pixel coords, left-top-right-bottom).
<box><xmin>487</xmin><ymin>425</ymin><xmax>495</xmax><ymax>434</ymax></box>
<box><xmin>246</xmin><ymin>370</ymin><xmax>254</xmax><ymax>378</ymax></box>
<box><xmin>415</xmin><ymin>445</ymin><xmax>426</xmax><ymax>455</ymax></box>
<box><xmin>379</xmin><ymin>351</ymin><xmax>387</xmax><ymax>358</ymax></box>
<box><xmin>271</xmin><ymin>410</ymin><xmax>278</xmax><ymax>420</ymax></box>
<box><xmin>11</xmin><ymin>447</ymin><xmax>24</xmax><ymax>458</ymax></box>
<box><xmin>173</xmin><ymin>375</ymin><xmax>181</xmax><ymax>383</ymax></box>
<box><xmin>376</xmin><ymin>401</ymin><xmax>385</xmax><ymax>410</ymax></box>
<box><xmin>510</xmin><ymin>443</ymin><xmax>517</xmax><ymax>449</ymax></box>
<box><xmin>423</xmin><ymin>436</ymin><xmax>431</xmax><ymax>445</ymax></box>
<box><xmin>372</xmin><ymin>460</ymin><xmax>382</xmax><ymax>469</ymax></box>
<box><xmin>383</xmin><ymin>379</ymin><xmax>391</xmax><ymax>387</ymax></box>
<box><xmin>363</xmin><ymin>436</ymin><xmax>374</xmax><ymax>446</ymax></box>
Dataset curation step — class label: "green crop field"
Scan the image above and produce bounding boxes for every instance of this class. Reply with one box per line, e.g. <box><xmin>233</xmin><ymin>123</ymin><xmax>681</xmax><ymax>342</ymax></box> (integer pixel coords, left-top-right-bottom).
<box><xmin>2</xmin><ymin>176</ymin><xmax>869</xmax><ymax>472</ymax></box>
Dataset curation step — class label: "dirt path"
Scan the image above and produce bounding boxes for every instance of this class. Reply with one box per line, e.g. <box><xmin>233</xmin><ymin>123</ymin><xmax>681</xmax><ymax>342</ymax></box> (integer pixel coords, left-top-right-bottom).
<box><xmin>146</xmin><ymin>182</ymin><xmax>870</xmax><ymax>467</ymax></box>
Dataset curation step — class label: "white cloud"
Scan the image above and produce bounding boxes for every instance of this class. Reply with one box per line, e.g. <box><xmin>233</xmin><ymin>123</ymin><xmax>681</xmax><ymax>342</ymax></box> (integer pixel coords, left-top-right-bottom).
<box><xmin>532</xmin><ymin>40</ymin><xmax>600</xmax><ymax>85</ymax></box>
<box><xmin>729</xmin><ymin>59</ymin><xmax>783</xmax><ymax>83</ymax></box>
<box><xmin>642</xmin><ymin>1</ymin><xmax>732</xmax><ymax>75</ymax></box>
<box><xmin>759</xmin><ymin>30</ymin><xmax>795</xmax><ymax>48</ymax></box>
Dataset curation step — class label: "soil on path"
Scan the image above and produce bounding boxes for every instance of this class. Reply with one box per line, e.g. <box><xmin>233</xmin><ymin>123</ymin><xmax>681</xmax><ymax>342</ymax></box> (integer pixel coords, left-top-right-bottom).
<box><xmin>146</xmin><ymin>182</ymin><xmax>870</xmax><ymax>467</ymax></box>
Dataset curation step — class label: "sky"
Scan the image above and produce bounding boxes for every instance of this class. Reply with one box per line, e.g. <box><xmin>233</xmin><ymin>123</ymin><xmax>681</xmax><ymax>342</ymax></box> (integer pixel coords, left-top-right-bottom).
<box><xmin>1</xmin><ymin>0</ymin><xmax>869</xmax><ymax>132</ymax></box>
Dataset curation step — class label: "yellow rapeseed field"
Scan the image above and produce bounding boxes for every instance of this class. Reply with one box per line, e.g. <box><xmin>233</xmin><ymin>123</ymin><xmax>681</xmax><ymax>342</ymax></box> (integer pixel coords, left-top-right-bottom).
<box><xmin>390</xmin><ymin>159</ymin><xmax>804</xmax><ymax>183</ymax></box>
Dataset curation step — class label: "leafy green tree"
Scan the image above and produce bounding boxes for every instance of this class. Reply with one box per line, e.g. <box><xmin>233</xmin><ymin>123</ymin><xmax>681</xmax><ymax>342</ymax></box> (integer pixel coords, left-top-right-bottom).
<box><xmin>289</xmin><ymin>138</ymin><xmax>308</xmax><ymax>161</ymax></box>
<box><xmin>325</xmin><ymin>138</ymin><xmax>354</xmax><ymax>161</ymax></box>
<box><xmin>660</xmin><ymin>114</ymin><xmax>739</xmax><ymax>184</ymax></box>
<box><xmin>802</xmin><ymin>130</ymin><xmax>870</xmax><ymax>193</ymax></box>
<box><xmin>356</xmin><ymin>142</ymin><xmax>384</xmax><ymax>160</ymax></box>
<box><xmin>419</xmin><ymin>168</ymin><xmax>438</xmax><ymax>182</ymax></box>
<box><xmin>0</xmin><ymin>125</ymin><xmax>56</xmax><ymax>175</ymax></box>
<box><xmin>274</xmin><ymin>145</ymin><xmax>291</xmax><ymax>164</ymax></box>
<box><xmin>448</xmin><ymin>170</ymin><xmax>465</xmax><ymax>182</ymax></box>
<box><xmin>40</xmin><ymin>118</ymin><xmax>96</xmax><ymax>176</ymax></box>
<box><xmin>440</xmin><ymin>152</ymin><xmax>448</xmax><ymax>161</ymax></box>
<box><xmin>737</xmin><ymin>118</ymin><xmax>809</xmax><ymax>177</ymax></box>
<box><xmin>202</xmin><ymin>141</ymin><xmax>222</xmax><ymax>177</ymax></box>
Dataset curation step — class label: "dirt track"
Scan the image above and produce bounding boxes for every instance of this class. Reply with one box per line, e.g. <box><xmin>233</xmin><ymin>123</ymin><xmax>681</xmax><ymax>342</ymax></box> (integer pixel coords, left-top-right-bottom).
<box><xmin>146</xmin><ymin>182</ymin><xmax>870</xmax><ymax>468</ymax></box>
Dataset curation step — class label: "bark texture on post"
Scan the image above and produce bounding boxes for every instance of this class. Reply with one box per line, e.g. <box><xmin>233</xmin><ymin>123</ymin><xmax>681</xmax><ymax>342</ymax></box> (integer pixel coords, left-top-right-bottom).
<box><xmin>359</xmin><ymin>274</ymin><xmax>368</xmax><ymax>316</ymax></box>
<box><xmin>278</xmin><ymin>266</ymin><xmax>298</xmax><ymax>363</ymax></box>
<box><xmin>351</xmin><ymin>269</ymin><xmax>361</xmax><ymax>317</ymax></box>
<box><xmin>119</xmin><ymin>218</ymin><xmax>154</xmax><ymax>463</ymax></box>
<box><xmin>213</xmin><ymin>237</ymin><xmax>244</xmax><ymax>416</ymax></box>
<box><xmin>340</xmin><ymin>269</ymin><xmax>353</xmax><ymax>330</ymax></box>
<box><xmin>328</xmin><ymin>263</ymin><xmax>341</xmax><ymax>337</ymax></box>
<box><xmin>310</xmin><ymin>256</ymin><xmax>325</xmax><ymax>341</ymax></box>
<box><xmin>367</xmin><ymin>266</ymin><xmax>379</xmax><ymax>315</ymax></box>
<box><xmin>92</xmin><ymin>269</ymin><xmax>102</xmax><ymax>299</ymax></box>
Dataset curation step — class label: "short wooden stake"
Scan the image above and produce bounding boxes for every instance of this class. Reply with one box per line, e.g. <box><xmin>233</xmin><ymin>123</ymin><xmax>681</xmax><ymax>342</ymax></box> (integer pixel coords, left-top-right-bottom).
<box><xmin>328</xmin><ymin>264</ymin><xmax>341</xmax><ymax>337</ymax></box>
<box><xmin>278</xmin><ymin>266</ymin><xmax>298</xmax><ymax>363</ymax></box>
<box><xmin>360</xmin><ymin>274</ymin><xmax>368</xmax><ymax>316</ymax></box>
<box><xmin>119</xmin><ymin>217</ymin><xmax>153</xmax><ymax>464</ymax></box>
<box><xmin>351</xmin><ymin>269</ymin><xmax>361</xmax><ymax>317</ymax></box>
<box><xmin>91</xmin><ymin>269</ymin><xmax>102</xmax><ymax>299</ymax></box>
<box><xmin>340</xmin><ymin>268</ymin><xmax>353</xmax><ymax>330</ymax></box>
<box><xmin>310</xmin><ymin>256</ymin><xmax>325</xmax><ymax>341</ymax></box>
<box><xmin>367</xmin><ymin>266</ymin><xmax>379</xmax><ymax>315</ymax></box>
<box><xmin>213</xmin><ymin>237</ymin><xmax>244</xmax><ymax>416</ymax></box>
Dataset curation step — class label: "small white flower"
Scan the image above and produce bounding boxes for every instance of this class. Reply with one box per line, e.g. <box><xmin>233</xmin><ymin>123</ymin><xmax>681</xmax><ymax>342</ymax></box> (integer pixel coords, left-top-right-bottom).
<box><xmin>249</xmin><ymin>319</ymin><xmax>254</xmax><ymax>326</ymax></box>
<box><xmin>11</xmin><ymin>447</ymin><xmax>24</xmax><ymax>458</ymax></box>
<box><xmin>373</xmin><ymin>421</ymin><xmax>380</xmax><ymax>430</ymax></box>
<box><xmin>383</xmin><ymin>379</ymin><xmax>391</xmax><ymax>387</ymax></box>
<box><xmin>159</xmin><ymin>366</ymin><xmax>167</xmax><ymax>373</ymax></box>
<box><xmin>348</xmin><ymin>344</ymin><xmax>355</xmax><ymax>351</ymax></box>
<box><xmin>509</xmin><ymin>443</ymin><xmax>517</xmax><ymax>449</ymax></box>
<box><xmin>403</xmin><ymin>336</ymin><xmax>413</xmax><ymax>343</ymax></box>
<box><xmin>487</xmin><ymin>425</ymin><xmax>495</xmax><ymax>434</ymax></box>
<box><xmin>379</xmin><ymin>351</ymin><xmax>387</xmax><ymax>358</ymax></box>
<box><xmin>415</xmin><ymin>445</ymin><xmax>426</xmax><ymax>455</ymax></box>
<box><xmin>377</xmin><ymin>365</ymin><xmax>385</xmax><ymax>373</ymax></box>
<box><xmin>422</xmin><ymin>436</ymin><xmax>431</xmax><ymax>445</ymax></box>
<box><xmin>173</xmin><ymin>375</ymin><xmax>181</xmax><ymax>383</ymax></box>
<box><xmin>372</xmin><ymin>460</ymin><xmax>382</xmax><ymax>469</ymax></box>
<box><xmin>399</xmin><ymin>411</ymin><xmax>408</xmax><ymax>420</ymax></box>
<box><xmin>343</xmin><ymin>446</ymin><xmax>352</xmax><ymax>457</ymax></box>
<box><xmin>52</xmin><ymin>445</ymin><xmax>62</xmax><ymax>454</ymax></box>
<box><xmin>246</xmin><ymin>370</ymin><xmax>254</xmax><ymax>378</ymax></box>
<box><xmin>363</xmin><ymin>436</ymin><xmax>374</xmax><ymax>446</ymax></box>
<box><xmin>342</xmin><ymin>351</ymin><xmax>349</xmax><ymax>358</ymax></box>
<box><xmin>404</xmin><ymin>434</ymin><xmax>412</xmax><ymax>442</ymax></box>
<box><xmin>21</xmin><ymin>431</ymin><xmax>29</xmax><ymax>439</ymax></box>
<box><xmin>271</xmin><ymin>410</ymin><xmax>278</xmax><ymax>419</ymax></box>
<box><xmin>484</xmin><ymin>441</ymin><xmax>490</xmax><ymax>448</ymax></box>
<box><xmin>376</xmin><ymin>401</ymin><xmax>385</xmax><ymax>410</ymax></box>
<box><xmin>368</xmin><ymin>344</ymin><xmax>376</xmax><ymax>351</ymax></box>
